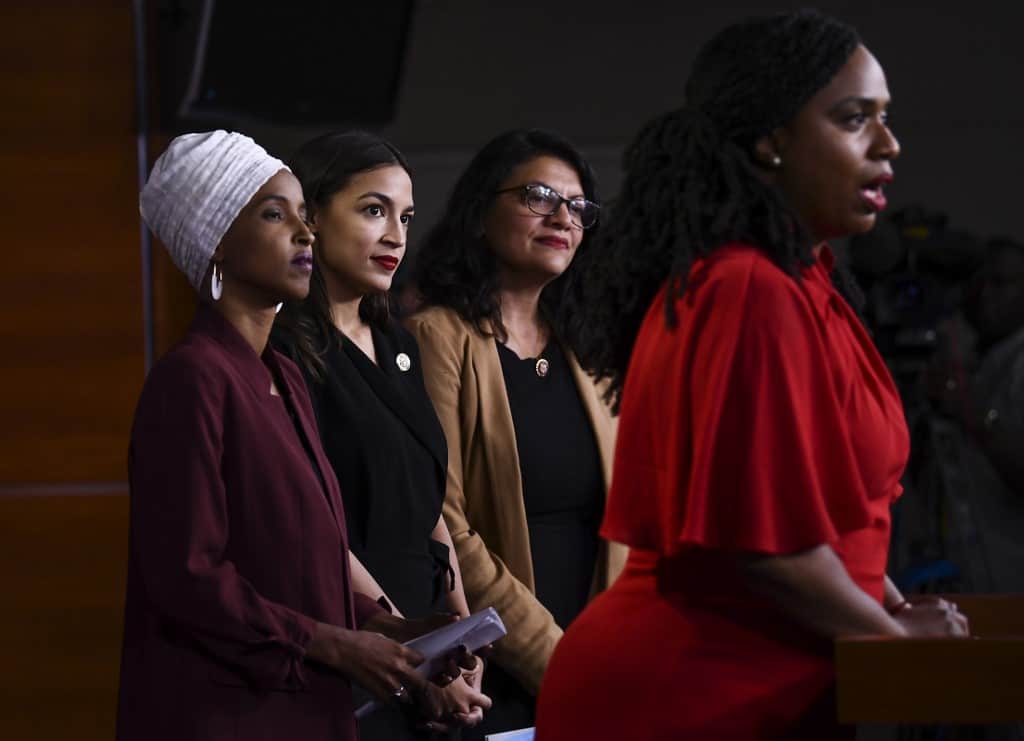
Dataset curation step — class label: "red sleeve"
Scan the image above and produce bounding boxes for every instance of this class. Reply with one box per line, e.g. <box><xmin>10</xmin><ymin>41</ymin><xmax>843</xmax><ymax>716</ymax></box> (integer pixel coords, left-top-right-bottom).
<box><xmin>604</xmin><ymin>251</ymin><xmax>873</xmax><ymax>556</ymax></box>
<box><xmin>129</xmin><ymin>352</ymin><xmax>317</xmax><ymax>691</ymax></box>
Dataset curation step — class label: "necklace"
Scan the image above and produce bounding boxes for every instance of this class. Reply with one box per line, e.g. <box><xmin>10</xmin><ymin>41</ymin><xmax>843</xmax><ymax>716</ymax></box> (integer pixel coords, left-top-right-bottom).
<box><xmin>498</xmin><ymin>327</ymin><xmax>550</xmax><ymax>377</ymax></box>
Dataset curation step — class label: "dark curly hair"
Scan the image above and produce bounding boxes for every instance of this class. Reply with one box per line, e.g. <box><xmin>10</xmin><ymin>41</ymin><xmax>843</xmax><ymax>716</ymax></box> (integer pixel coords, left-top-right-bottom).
<box><xmin>412</xmin><ymin>128</ymin><xmax>598</xmax><ymax>346</ymax></box>
<box><xmin>273</xmin><ymin>130</ymin><xmax>410</xmax><ymax>381</ymax></box>
<box><xmin>573</xmin><ymin>8</ymin><xmax>868</xmax><ymax>411</ymax></box>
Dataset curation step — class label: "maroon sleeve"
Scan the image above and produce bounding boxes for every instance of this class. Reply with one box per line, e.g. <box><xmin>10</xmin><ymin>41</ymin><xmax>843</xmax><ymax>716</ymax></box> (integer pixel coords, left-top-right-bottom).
<box><xmin>128</xmin><ymin>353</ymin><xmax>318</xmax><ymax>691</ymax></box>
<box><xmin>353</xmin><ymin>592</ymin><xmax>387</xmax><ymax>627</ymax></box>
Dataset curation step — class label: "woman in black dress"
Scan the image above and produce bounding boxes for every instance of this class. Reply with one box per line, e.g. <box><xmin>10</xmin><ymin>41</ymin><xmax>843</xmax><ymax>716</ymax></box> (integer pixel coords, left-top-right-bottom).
<box><xmin>272</xmin><ymin>131</ymin><xmax>489</xmax><ymax>740</ymax></box>
<box><xmin>406</xmin><ymin>129</ymin><xmax>625</xmax><ymax>739</ymax></box>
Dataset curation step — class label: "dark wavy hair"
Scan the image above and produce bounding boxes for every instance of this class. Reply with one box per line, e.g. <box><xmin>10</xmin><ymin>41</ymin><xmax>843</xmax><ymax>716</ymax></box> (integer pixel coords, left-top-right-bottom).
<box><xmin>412</xmin><ymin>128</ymin><xmax>599</xmax><ymax>346</ymax></box>
<box><xmin>574</xmin><ymin>9</ymin><xmax>868</xmax><ymax>411</ymax></box>
<box><xmin>274</xmin><ymin>130</ymin><xmax>410</xmax><ymax>381</ymax></box>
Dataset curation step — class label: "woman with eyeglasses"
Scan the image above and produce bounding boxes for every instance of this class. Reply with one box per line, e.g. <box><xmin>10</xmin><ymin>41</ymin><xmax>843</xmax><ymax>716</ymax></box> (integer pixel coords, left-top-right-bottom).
<box><xmin>407</xmin><ymin>128</ymin><xmax>627</xmax><ymax>738</ymax></box>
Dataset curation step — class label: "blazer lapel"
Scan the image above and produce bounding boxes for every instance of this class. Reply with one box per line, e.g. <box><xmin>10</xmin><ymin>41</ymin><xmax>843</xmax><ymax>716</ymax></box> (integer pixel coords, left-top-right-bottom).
<box><xmin>194</xmin><ymin>305</ymin><xmax>349</xmax><ymax>539</ymax></box>
<box><xmin>264</xmin><ymin>350</ymin><xmax>347</xmax><ymax>537</ymax></box>
<box><xmin>344</xmin><ymin>326</ymin><xmax>448</xmax><ymax>478</ymax></box>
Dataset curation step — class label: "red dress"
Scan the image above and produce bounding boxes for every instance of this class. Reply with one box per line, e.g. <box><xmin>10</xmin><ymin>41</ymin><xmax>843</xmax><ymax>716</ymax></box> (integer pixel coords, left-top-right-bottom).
<box><xmin>535</xmin><ymin>244</ymin><xmax>909</xmax><ymax>740</ymax></box>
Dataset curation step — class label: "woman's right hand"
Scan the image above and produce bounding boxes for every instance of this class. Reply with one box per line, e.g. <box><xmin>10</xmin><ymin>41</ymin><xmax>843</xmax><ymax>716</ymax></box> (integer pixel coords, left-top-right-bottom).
<box><xmin>445</xmin><ymin>655</ymin><xmax>491</xmax><ymax>727</ymax></box>
<box><xmin>306</xmin><ymin>622</ymin><xmax>441</xmax><ymax>718</ymax></box>
<box><xmin>892</xmin><ymin>597</ymin><xmax>971</xmax><ymax>637</ymax></box>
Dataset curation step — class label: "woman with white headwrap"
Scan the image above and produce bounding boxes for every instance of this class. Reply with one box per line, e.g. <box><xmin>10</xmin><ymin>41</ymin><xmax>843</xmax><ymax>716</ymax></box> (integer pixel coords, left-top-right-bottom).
<box><xmin>118</xmin><ymin>131</ymin><xmax>454</xmax><ymax>740</ymax></box>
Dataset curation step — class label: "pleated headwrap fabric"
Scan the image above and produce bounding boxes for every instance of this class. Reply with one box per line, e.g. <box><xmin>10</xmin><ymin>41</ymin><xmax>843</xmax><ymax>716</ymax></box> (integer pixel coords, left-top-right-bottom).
<box><xmin>139</xmin><ymin>130</ymin><xmax>289</xmax><ymax>290</ymax></box>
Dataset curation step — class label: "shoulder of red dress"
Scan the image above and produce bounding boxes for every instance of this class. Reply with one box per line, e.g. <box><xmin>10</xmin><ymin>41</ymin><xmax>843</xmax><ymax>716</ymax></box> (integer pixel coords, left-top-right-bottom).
<box><xmin>693</xmin><ymin>243</ymin><xmax>801</xmax><ymax>302</ymax></box>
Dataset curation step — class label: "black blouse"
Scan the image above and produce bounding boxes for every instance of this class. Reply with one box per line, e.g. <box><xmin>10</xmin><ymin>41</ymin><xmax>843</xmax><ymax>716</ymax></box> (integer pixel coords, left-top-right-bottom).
<box><xmin>274</xmin><ymin>320</ymin><xmax>451</xmax><ymax>620</ymax></box>
<box><xmin>496</xmin><ymin>339</ymin><xmax>605</xmax><ymax>629</ymax></box>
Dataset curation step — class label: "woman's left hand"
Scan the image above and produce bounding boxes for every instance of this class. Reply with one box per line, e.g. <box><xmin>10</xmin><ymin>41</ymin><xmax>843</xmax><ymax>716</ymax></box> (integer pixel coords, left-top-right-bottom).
<box><xmin>417</xmin><ymin>669</ymin><xmax>492</xmax><ymax>732</ymax></box>
<box><xmin>460</xmin><ymin>654</ymin><xmax>487</xmax><ymax>722</ymax></box>
<box><xmin>892</xmin><ymin>596</ymin><xmax>970</xmax><ymax>637</ymax></box>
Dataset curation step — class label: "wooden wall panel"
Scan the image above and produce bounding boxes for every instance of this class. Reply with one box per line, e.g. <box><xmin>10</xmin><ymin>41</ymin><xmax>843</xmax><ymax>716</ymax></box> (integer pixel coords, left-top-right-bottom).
<box><xmin>0</xmin><ymin>2</ymin><xmax>140</xmax><ymax>739</ymax></box>
<box><xmin>153</xmin><ymin>228</ymin><xmax>203</xmax><ymax>358</ymax></box>
<box><xmin>0</xmin><ymin>493</ymin><xmax>128</xmax><ymax>739</ymax></box>
<box><xmin>0</xmin><ymin>1</ymin><xmax>143</xmax><ymax>484</ymax></box>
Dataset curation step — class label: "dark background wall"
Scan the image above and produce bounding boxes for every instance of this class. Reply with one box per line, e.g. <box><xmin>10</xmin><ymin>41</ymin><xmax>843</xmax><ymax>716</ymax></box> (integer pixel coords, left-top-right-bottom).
<box><xmin>0</xmin><ymin>2</ymin><xmax>1020</xmax><ymax>738</ymax></box>
<box><xmin>250</xmin><ymin>1</ymin><xmax>1024</xmax><ymax>253</ymax></box>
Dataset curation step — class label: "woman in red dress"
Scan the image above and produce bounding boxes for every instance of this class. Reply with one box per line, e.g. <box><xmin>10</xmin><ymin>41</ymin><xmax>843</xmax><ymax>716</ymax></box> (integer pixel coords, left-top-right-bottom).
<box><xmin>535</xmin><ymin>10</ymin><xmax>968</xmax><ymax>740</ymax></box>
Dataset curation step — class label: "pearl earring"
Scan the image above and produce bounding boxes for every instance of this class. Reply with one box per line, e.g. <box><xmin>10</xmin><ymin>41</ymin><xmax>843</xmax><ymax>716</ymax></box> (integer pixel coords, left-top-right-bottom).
<box><xmin>770</xmin><ymin>154</ymin><xmax>782</xmax><ymax>168</ymax></box>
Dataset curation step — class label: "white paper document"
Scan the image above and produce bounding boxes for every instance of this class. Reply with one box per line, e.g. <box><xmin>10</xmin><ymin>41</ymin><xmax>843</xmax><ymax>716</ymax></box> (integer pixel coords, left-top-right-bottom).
<box><xmin>355</xmin><ymin>607</ymin><xmax>507</xmax><ymax>718</ymax></box>
<box><xmin>484</xmin><ymin>728</ymin><xmax>535</xmax><ymax>741</ymax></box>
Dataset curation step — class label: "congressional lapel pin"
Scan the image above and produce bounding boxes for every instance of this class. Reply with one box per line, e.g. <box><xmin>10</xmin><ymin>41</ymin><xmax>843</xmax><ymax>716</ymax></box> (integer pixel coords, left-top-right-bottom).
<box><xmin>396</xmin><ymin>352</ymin><xmax>412</xmax><ymax>372</ymax></box>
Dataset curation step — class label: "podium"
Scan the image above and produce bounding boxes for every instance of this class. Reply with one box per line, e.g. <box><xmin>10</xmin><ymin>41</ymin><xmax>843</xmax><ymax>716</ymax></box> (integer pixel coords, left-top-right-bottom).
<box><xmin>836</xmin><ymin>595</ymin><xmax>1024</xmax><ymax>723</ymax></box>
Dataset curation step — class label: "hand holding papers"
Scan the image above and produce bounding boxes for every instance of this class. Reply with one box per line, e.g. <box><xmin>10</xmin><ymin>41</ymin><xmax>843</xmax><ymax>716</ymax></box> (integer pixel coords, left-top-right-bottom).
<box><xmin>355</xmin><ymin>607</ymin><xmax>506</xmax><ymax>718</ymax></box>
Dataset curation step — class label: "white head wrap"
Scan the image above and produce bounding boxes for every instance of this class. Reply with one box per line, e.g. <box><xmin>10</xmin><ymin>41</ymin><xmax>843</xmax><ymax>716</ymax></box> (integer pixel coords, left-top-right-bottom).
<box><xmin>139</xmin><ymin>130</ymin><xmax>289</xmax><ymax>290</ymax></box>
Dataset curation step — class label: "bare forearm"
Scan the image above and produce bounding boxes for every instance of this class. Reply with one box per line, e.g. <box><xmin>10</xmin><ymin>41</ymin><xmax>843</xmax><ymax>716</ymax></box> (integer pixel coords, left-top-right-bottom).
<box><xmin>740</xmin><ymin>544</ymin><xmax>905</xmax><ymax>639</ymax></box>
<box><xmin>348</xmin><ymin>551</ymin><xmax>405</xmax><ymax>618</ymax></box>
<box><xmin>883</xmin><ymin>574</ymin><xmax>905</xmax><ymax>611</ymax></box>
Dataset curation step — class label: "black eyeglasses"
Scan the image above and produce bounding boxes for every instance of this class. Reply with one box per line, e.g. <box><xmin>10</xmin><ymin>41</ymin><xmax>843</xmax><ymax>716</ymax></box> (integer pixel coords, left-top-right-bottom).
<box><xmin>495</xmin><ymin>183</ymin><xmax>600</xmax><ymax>229</ymax></box>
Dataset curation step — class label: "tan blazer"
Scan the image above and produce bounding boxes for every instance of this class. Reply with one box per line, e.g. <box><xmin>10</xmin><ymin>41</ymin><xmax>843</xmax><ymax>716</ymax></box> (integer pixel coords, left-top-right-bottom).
<box><xmin>406</xmin><ymin>306</ymin><xmax>627</xmax><ymax>695</ymax></box>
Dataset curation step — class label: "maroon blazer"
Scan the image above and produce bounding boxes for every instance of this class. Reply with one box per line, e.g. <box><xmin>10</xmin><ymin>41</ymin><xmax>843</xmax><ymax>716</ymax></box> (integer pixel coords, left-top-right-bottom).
<box><xmin>117</xmin><ymin>304</ymin><xmax>381</xmax><ymax>741</ymax></box>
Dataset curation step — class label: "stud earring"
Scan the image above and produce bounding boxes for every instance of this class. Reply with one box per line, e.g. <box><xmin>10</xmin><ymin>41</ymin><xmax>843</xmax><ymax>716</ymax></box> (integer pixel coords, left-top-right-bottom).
<box><xmin>770</xmin><ymin>154</ymin><xmax>782</xmax><ymax>168</ymax></box>
<box><xmin>211</xmin><ymin>263</ymin><xmax>223</xmax><ymax>301</ymax></box>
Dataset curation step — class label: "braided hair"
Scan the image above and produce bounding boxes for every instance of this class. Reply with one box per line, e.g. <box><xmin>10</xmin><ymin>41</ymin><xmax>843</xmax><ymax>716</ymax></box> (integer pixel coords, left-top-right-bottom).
<box><xmin>574</xmin><ymin>9</ymin><xmax>866</xmax><ymax>411</ymax></box>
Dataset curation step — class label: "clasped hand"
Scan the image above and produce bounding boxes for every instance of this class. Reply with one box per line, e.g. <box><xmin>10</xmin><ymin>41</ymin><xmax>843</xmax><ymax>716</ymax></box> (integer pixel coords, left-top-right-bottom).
<box><xmin>891</xmin><ymin>595</ymin><xmax>970</xmax><ymax>638</ymax></box>
<box><xmin>348</xmin><ymin>611</ymin><xmax>491</xmax><ymax>730</ymax></box>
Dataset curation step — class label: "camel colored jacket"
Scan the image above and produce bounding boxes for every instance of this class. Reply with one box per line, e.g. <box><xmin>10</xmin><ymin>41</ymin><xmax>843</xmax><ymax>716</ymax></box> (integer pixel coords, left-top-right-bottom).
<box><xmin>406</xmin><ymin>306</ymin><xmax>627</xmax><ymax>695</ymax></box>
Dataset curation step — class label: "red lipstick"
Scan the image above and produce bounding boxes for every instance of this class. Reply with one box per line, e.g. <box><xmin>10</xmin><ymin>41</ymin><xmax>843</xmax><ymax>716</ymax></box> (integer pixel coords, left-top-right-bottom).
<box><xmin>536</xmin><ymin>236</ymin><xmax>570</xmax><ymax>250</ymax></box>
<box><xmin>371</xmin><ymin>255</ymin><xmax>400</xmax><ymax>271</ymax></box>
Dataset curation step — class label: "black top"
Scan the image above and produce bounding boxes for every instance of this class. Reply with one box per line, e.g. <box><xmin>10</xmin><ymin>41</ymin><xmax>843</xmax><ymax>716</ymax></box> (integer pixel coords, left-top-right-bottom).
<box><xmin>273</xmin><ymin>320</ymin><xmax>451</xmax><ymax>620</ymax></box>
<box><xmin>496</xmin><ymin>339</ymin><xmax>604</xmax><ymax>629</ymax></box>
